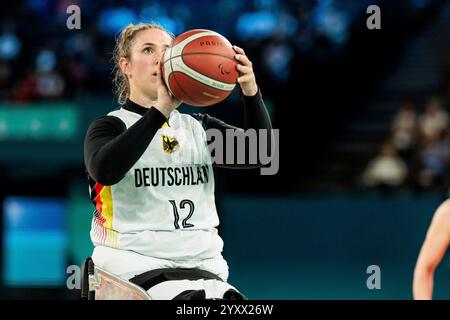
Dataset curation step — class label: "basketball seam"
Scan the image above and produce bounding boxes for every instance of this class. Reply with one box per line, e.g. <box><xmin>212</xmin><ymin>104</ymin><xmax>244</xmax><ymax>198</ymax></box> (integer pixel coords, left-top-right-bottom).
<box><xmin>163</xmin><ymin>54</ymin><xmax>237</xmax><ymax>85</ymax></box>
<box><xmin>163</xmin><ymin>52</ymin><xmax>236</xmax><ymax>64</ymax></box>
<box><xmin>169</xmin><ymin>52</ymin><xmax>203</xmax><ymax>106</ymax></box>
<box><xmin>163</xmin><ymin>52</ymin><xmax>237</xmax><ymax>84</ymax></box>
<box><xmin>173</xmin><ymin>72</ymin><xmax>205</xmax><ymax>106</ymax></box>
<box><xmin>172</xmin><ymin>70</ymin><xmax>235</xmax><ymax>94</ymax></box>
<box><xmin>171</xmin><ymin>56</ymin><xmax>236</xmax><ymax>89</ymax></box>
<box><xmin>163</xmin><ymin>47</ymin><xmax>172</xmax><ymax>94</ymax></box>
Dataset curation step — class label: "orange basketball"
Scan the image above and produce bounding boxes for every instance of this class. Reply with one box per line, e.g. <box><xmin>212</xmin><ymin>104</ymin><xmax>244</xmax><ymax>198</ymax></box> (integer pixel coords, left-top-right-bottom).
<box><xmin>161</xmin><ymin>29</ymin><xmax>239</xmax><ymax>107</ymax></box>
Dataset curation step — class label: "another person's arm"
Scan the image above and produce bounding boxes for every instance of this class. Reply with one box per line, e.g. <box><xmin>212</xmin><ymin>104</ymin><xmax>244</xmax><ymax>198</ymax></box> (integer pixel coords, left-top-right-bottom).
<box><xmin>413</xmin><ymin>199</ymin><xmax>450</xmax><ymax>299</ymax></box>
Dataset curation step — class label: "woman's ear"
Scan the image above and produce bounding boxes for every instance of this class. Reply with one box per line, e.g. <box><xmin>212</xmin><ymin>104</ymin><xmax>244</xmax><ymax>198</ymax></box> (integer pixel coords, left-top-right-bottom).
<box><xmin>119</xmin><ymin>57</ymin><xmax>131</xmax><ymax>78</ymax></box>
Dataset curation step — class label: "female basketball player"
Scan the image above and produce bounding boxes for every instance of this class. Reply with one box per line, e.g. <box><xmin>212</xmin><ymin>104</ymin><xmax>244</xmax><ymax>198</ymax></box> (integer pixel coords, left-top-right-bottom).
<box><xmin>83</xmin><ymin>23</ymin><xmax>272</xmax><ymax>300</ymax></box>
<box><xmin>413</xmin><ymin>199</ymin><xmax>450</xmax><ymax>299</ymax></box>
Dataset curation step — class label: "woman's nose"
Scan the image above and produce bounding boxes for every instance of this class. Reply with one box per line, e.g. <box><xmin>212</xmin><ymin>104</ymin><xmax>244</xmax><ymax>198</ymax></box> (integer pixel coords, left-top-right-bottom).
<box><xmin>155</xmin><ymin>51</ymin><xmax>163</xmax><ymax>65</ymax></box>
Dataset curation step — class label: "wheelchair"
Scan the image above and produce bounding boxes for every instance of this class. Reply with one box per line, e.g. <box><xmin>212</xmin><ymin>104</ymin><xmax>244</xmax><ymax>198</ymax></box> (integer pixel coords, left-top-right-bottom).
<box><xmin>81</xmin><ymin>257</ymin><xmax>246</xmax><ymax>300</ymax></box>
<box><xmin>81</xmin><ymin>257</ymin><xmax>151</xmax><ymax>300</ymax></box>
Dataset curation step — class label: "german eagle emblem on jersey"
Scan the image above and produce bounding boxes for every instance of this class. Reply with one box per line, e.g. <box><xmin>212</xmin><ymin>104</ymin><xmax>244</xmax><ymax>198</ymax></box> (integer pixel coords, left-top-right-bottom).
<box><xmin>162</xmin><ymin>134</ymin><xmax>179</xmax><ymax>154</ymax></box>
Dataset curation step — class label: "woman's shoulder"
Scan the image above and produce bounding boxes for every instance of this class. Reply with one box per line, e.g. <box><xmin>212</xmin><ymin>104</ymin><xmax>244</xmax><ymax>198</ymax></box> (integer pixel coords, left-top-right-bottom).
<box><xmin>173</xmin><ymin>109</ymin><xmax>202</xmax><ymax>123</ymax></box>
<box><xmin>171</xmin><ymin>110</ymin><xmax>210</xmax><ymax>133</ymax></box>
<box><xmin>107</xmin><ymin>106</ymin><xmax>137</xmax><ymax>118</ymax></box>
<box><xmin>88</xmin><ymin>112</ymin><xmax>126</xmax><ymax>134</ymax></box>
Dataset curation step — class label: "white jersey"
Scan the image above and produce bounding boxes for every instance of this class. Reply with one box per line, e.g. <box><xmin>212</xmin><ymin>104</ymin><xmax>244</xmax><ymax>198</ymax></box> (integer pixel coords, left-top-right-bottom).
<box><xmin>89</xmin><ymin>108</ymin><xmax>224</xmax><ymax>261</ymax></box>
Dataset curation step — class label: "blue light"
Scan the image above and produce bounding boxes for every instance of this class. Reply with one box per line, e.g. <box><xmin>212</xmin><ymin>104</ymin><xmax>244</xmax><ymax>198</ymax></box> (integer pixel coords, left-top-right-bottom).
<box><xmin>313</xmin><ymin>1</ymin><xmax>351</xmax><ymax>45</ymax></box>
<box><xmin>0</xmin><ymin>33</ymin><xmax>21</xmax><ymax>60</ymax></box>
<box><xmin>98</xmin><ymin>7</ymin><xmax>139</xmax><ymax>35</ymax></box>
<box><xmin>149</xmin><ymin>16</ymin><xmax>185</xmax><ymax>35</ymax></box>
<box><xmin>236</xmin><ymin>11</ymin><xmax>277</xmax><ymax>41</ymax></box>
<box><xmin>3</xmin><ymin>197</ymin><xmax>68</xmax><ymax>286</ymax></box>
<box><xmin>35</xmin><ymin>50</ymin><xmax>56</xmax><ymax>73</ymax></box>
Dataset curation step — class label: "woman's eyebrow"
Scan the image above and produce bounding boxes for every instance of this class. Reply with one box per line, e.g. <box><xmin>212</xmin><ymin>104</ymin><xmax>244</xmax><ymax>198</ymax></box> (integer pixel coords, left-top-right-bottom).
<box><xmin>141</xmin><ymin>42</ymin><xmax>170</xmax><ymax>49</ymax></box>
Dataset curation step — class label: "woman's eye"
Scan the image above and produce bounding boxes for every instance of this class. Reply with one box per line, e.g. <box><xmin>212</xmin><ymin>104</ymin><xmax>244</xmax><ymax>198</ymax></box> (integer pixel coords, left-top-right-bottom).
<box><xmin>144</xmin><ymin>47</ymin><xmax>153</xmax><ymax>54</ymax></box>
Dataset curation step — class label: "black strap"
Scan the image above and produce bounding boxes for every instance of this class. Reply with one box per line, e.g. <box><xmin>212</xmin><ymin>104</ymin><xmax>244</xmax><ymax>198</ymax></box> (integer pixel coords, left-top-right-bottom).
<box><xmin>223</xmin><ymin>289</ymin><xmax>248</xmax><ymax>300</ymax></box>
<box><xmin>173</xmin><ymin>289</ymin><xmax>247</xmax><ymax>300</ymax></box>
<box><xmin>81</xmin><ymin>257</ymin><xmax>95</xmax><ymax>300</ymax></box>
<box><xmin>173</xmin><ymin>289</ymin><xmax>207</xmax><ymax>300</ymax></box>
<box><xmin>129</xmin><ymin>268</ymin><xmax>224</xmax><ymax>291</ymax></box>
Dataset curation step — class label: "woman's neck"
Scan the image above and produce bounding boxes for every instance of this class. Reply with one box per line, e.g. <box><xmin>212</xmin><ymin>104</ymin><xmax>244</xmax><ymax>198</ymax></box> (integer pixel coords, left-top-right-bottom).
<box><xmin>129</xmin><ymin>92</ymin><xmax>158</xmax><ymax>109</ymax></box>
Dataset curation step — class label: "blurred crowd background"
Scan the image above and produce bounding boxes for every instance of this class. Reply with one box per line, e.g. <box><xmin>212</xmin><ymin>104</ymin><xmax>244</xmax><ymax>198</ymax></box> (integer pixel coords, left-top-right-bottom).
<box><xmin>1</xmin><ymin>0</ymin><xmax>450</xmax><ymax>300</ymax></box>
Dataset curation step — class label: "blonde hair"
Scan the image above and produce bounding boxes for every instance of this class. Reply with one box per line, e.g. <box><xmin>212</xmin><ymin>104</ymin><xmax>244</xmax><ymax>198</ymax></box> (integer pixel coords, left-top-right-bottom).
<box><xmin>112</xmin><ymin>23</ymin><xmax>174</xmax><ymax>105</ymax></box>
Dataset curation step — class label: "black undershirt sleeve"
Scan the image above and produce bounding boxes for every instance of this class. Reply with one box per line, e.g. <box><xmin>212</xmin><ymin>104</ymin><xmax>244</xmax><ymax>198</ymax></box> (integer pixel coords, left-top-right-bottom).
<box><xmin>84</xmin><ymin>107</ymin><xmax>167</xmax><ymax>186</ymax></box>
<box><xmin>84</xmin><ymin>90</ymin><xmax>273</xmax><ymax>186</ymax></box>
<box><xmin>191</xmin><ymin>89</ymin><xmax>273</xmax><ymax>169</ymax></box>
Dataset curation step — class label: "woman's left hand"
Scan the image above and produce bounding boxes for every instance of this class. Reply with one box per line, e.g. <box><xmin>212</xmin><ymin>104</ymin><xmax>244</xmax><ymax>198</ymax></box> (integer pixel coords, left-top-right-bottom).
<box><xmin>233</xmin><ymin>45</ymin><xmax>258</xmax><ymax>97</ymax></box>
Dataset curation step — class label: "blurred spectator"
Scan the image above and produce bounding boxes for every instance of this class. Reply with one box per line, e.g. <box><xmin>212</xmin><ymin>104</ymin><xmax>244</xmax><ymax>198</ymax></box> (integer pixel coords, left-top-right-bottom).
<box><xmin>12</xmin><ymin>70</ymin><xmax>39</xmax><ymax>102</ymax></box>
<box><xmin>390</xmin><ymin>100</ymin><xmax>418</xmax><ymax>160</ymax></box>
<box><xmin>35</xmin><ymin>71</ymin><xmax>65</xmax><ymax>99</ymax></box>
<box><xmin>11</xmin><ymin>49</ymin><xmax>65</xmax><ymax>102</ymax></box>
<box><xmin>418</xmin><ymin>97</ymin><xmax>449</xmax><ymax>141</ymax></box>
<box><xmin>362</xmin><ymin>141</ymin><xmax>408</xmax><ymax>190</ymax></box>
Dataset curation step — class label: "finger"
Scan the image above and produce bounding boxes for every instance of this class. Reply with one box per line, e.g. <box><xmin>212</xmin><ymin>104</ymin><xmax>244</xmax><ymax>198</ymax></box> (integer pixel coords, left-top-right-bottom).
<box><xmin>237</xmin><ymin>74</ymin><xmax>254</xmax><ymax>83</ymax></box>
<box><xmin>236</xmin><ymin>64</ymin><xmax>253</xmax><ymax>74</ymax></box>
<box><xmin>235</xmin><ymin>54</ymin><xmax>252</xmax><ymax>67</ymax></box>
<box><xmin>232</xmin><ymin>45</ymin><xmax>245</xmax><ymax>55</ymax></box>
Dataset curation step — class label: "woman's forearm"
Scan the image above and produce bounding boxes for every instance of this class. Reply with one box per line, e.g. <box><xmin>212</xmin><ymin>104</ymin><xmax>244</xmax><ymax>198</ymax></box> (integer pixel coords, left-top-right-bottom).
<box><xmin>413</xmin><ymin>267</ymin><xmax>434</xmax><ymax>300</ymax></box>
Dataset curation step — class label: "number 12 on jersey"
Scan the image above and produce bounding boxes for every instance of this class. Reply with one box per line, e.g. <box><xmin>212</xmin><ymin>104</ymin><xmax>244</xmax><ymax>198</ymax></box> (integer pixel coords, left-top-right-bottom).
<box><xmin>169</xmin><ymin>199</ymin><xmax>195</xmax><ymax>229</ymax></box>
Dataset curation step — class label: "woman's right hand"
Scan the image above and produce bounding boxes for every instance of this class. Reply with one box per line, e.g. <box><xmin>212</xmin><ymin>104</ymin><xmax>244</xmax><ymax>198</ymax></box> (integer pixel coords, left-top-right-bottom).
<box><xmin>153</xmin><ymin>77</ymin><xmax>182</xmax><ymax>118</ymax></box>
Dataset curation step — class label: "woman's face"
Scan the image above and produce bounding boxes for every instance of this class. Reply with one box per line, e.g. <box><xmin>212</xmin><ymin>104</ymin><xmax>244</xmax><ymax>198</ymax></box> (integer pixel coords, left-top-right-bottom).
<box><xmin>125</xmin><ymin>28</ymin><xmax>172</xmax><ymax>101</ymax></box>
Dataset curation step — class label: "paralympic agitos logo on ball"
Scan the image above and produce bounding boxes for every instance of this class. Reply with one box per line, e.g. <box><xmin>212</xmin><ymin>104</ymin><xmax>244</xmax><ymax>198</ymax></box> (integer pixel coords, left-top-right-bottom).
<box><xmin>218</xmin><ymin>63</ymin><xmax>231</xmax><ymax>75</ymax></box>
